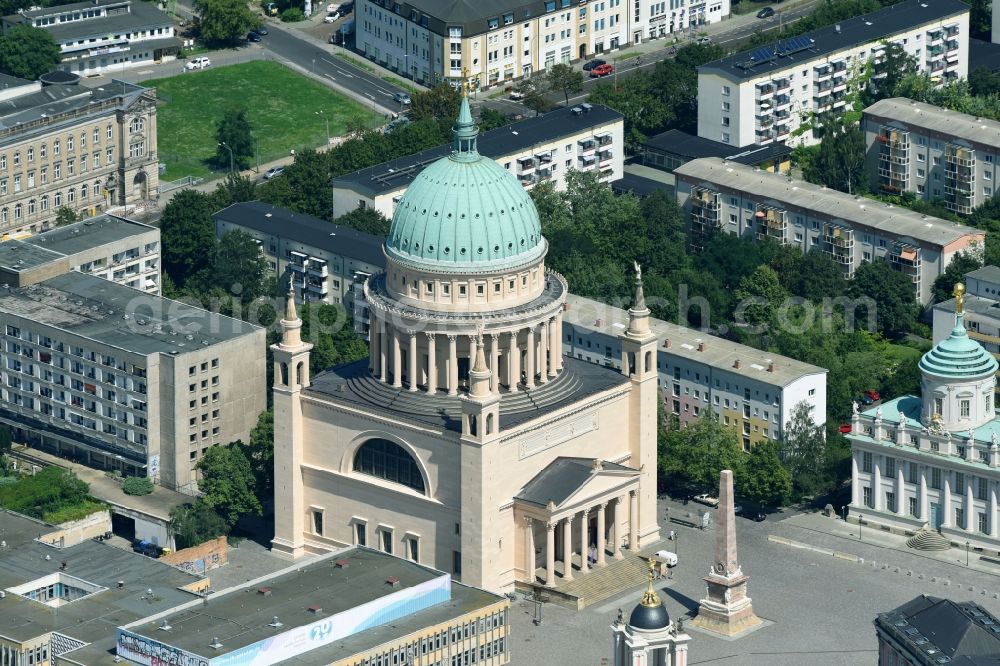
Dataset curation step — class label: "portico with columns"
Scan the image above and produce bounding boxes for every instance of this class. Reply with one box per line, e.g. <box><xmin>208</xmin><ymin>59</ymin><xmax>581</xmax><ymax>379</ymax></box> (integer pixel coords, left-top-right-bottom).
<box><xmin>271</xmin><ymin>88</ymin><xmax>660</xmax><ymax>595</ymax></box>
<box><xmin>514</xmin><ymin>458</ymin><xmax>641</xmax><ymax>586</ymax></box>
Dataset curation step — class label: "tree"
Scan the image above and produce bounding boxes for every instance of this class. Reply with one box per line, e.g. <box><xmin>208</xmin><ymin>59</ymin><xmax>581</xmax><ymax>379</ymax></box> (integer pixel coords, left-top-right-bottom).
<box><xmin>296</xmin><ymin>302</ymin><xmax>368</xmax><ymax>373</ymax></box>
<box><xmin>193</xmin><ymin>0</ymin><xmax>260</xmax><ymax>45</ymax></box>
<box><xmin>866</xmin><ymin>42</ymin><xmax>917</xmax><ymax>103</ymax></box>
<box><xmin>55</xmin><ymin>206</ymin><xmax>79</xmax><ymax>227</ymax></box>
<box><xmin>478</xmin><ymin>107</ymin><xmax>512</xmax><ymax>131</ymax></box>
<box><xmin>0</xmin><ymin>25</ymin><xmax>60</xmax><ymax>80</ymax></box>
<box><xmin>169</xmin><ymin>500</ymin><xmax>229</xmax><ymax>549</ymax></box>
<box><xmin>932</xmin><ymin>250</ymin><xmax>983</xmax><ymax>303</ymax></box>
<box><xmin>734</xmin><ymin>265</ymin><xmax>786</xmax><ymax>329</ymax></box>
<box><xmin>216</xmin><ymin>108</ymin><xmax>253</xmax><ymax>171</ymax></box>
<box><xmin>0</xmin><ymin>466</ymin><xmax>89</xmax><ymax>519</ymax></box>
<box><xmin>335</xmin><ymin>207</ymin><xmax>390</xmax><ymax>236</ymax></box>
<box><xmin>780</xmin><ymin>401</ymin><xmax>829</xmax><ymax>497</ymax></box>
<box><xmin>159</xmin><ymin>190</ymin><xmax>219</xmax><ymax>285</ymax></box>
<box><xmin>0</xmin><ymin>425</ymin><xmax>10</xmax><ymax>456</ymax></box>
<box><xmin>408</xmin><ymin>83</ymin><xmax>460</xmax><ymax>131</ymax></box>
<box><xmin>546</xmin><ymin>63</ymin><xmax>583</xmax><ymax>105</ymax></box>
<box><xmin>739</xmin><ymin>441</ymin><xmax>792</xmax><ymax>507</ymax></box>
<box><xmin>238</xmin><ymin>410</ymin><xmax>274</xmax><ymax>497</ymax></box>
<box><xmin>791</xmin><ymin>250</ymin><xmax>848</xmax><ymax>302</ymax></box>
<box><xmin>205</xmin><ymin>229</ymin><xmax>269</xmax><ymax>303</ymax></box>
<box><xmin>513</xmin><ymin>79</ymin><xmax>554</xmax><ymax>116</ymax></box>
<box><xmin>970</xmin><ymin>67</ymin><xmax>1000</xmax><ymax>97</ymax></box>
<box><xmin>122</xmin><ymin>476</ymin><xmax>154</xmax><ymax>496</ymax></box>
<box><xmin>969</xmin><ymin>0</ymin><xmax>992</xmax><ymax>39</ymax></box>
<box><xmin>659</xmin><ymin>416</ymin><xmax>746</xmax><ymax>491</ymax></box>
<box><xmin>195</xmin><ymin>445</ymin><xmax>262</xmax><ymax>527</ymax></box>
<box><xmin>805</xmin><ymin>120</ymin><xmax>866</xmax><ymax>193</ymax></box>
<box><xmin>849</xmin><ymin>260</ymin><xmax>920</xmax><ymax>338</ymax></box>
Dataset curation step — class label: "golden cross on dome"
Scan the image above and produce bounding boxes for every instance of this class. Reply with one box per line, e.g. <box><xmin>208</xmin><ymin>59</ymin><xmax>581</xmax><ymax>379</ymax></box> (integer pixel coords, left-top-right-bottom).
<box><xmin>954</xmin><ymin>282</ymin><xmax>965</xmax><ymax>315</ymax></box>
<box><xmin>461</xmin><ymin>67</ymin><xmax>470</xmax><ymax>98</ymax></box>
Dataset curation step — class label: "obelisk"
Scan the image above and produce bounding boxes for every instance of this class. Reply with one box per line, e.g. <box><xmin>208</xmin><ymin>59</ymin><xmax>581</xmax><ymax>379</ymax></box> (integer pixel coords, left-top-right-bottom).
<box><xmin>691</xmin><ymin>469</ymin><xmax>763</xmax><ymax>637</ymax></box>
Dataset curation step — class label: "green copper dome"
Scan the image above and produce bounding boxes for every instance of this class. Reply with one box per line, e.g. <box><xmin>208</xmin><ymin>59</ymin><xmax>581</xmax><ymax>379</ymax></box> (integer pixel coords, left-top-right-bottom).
<box><xmin>919</xmin><ymin>312</ymin><xmax>998</xmax><ymax>379</ymax></box>
<box><xmin>385</xmin><ymin>96</ymin><xmax>545</xmax><ymax>273</ymax></box>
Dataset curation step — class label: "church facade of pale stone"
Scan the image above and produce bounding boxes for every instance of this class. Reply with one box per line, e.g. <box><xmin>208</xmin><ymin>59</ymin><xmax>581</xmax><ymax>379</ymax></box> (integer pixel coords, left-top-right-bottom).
<box><xmin>270</xmin><ymin>93</ymin><xmax>660</xmax><ymax>593</ymax></box>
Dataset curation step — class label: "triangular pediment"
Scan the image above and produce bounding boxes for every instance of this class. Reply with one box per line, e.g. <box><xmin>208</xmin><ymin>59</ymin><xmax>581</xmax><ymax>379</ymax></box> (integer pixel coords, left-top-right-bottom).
<box><xmin>515</xmin><ymin>457</ymin><xmax>640</xmax><ymax>513</ymax></box>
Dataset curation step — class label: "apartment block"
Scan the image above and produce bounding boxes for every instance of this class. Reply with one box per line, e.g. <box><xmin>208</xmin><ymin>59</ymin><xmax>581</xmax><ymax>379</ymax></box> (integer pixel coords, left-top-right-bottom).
<box><xmin>0</xmin><ymin>272</ymin><xmax>266</xmax><ymax>493</ymax></box>
<box><xmin>214</xmin><ymin>201</ymin><xmax>385</xmax><ymax>321</ymax></box>
<box><xmin>562</xmin><ymin>293</ymin><xmax>827</xmax><ymax>449</ymax></box>
<box><xmin>356</xmin><ymin>0</ymin><xmax>728</xmax><ymax>88</ymax></box>
<box><xmin>0</xmin><ymin>75</ymin><xmax>158</xmax><ymax>235</ymax></box>
<box><xmin>864</xmin><ymin>97</ymin><xmax>1000</xmax><ymax>215</ymax></box>
<box><xmin>332</xmin><ymin>103</ymin><xmax>623</xmax><ymax>219</ymax></box>
<box><xmin>2</xmin><ymin>0</ymin><xmax>180</xmax><ymax>75</ymax></box>
<box><xmin>697</xmin><ymin>0</ymin><xmax>969</xmax><ymax>147</ymax></box>
<box><xmin>674</xmin><ymin>157</ymin><xmax>984</xmax><ymax>303</ymax></box>
<box><xmin>932</xmin><ymin>266</ymin><xmax>1000</xmax><ymax>367</ymax></box>
<box><xmin>0</xmin><ymin>214</ymin><xmax>160</xmax><ymax>293</ymax></box>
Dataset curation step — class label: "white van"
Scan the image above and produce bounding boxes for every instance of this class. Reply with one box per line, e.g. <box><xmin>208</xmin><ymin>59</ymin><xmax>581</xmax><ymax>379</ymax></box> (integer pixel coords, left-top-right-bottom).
<box><xmin>185</xmin><ymin>57</ymin><xmax>211</xmax><ymax>71</ymax></box>
<box><xmin>654</xmin><ymin>550</ymin><xmax>678</xmax><ymax>567</ymax></box>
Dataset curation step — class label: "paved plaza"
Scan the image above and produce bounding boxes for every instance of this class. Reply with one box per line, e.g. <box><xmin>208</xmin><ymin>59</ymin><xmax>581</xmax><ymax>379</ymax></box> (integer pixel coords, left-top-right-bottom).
<box><xmin>508</xmin><ymin>497</ymin><xmax>1000</xmax><ymax>665</ymax></box>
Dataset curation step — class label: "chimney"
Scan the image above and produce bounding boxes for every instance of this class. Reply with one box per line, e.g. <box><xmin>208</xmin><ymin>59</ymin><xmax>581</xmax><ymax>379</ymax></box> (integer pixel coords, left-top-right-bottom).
<box><xmin>386</xmin><ymin>576</ymin><xmax>401</xmax><ymax>588</ymax></box>
<box><xmin>307</xmin><ymin>604</ymin><xmax>323</xmax><ymax>614</ymax></box>
<box><xmin>334</xmin><ymin>559</ymin><xmax>350</xmax><ymax>569</ymax></box>
<box><xmin>595</xmin><ymin>318</ymin><xmax>603</xmax><ymax>327</ymax></box>
<box><xmin>663</xmin><ymin>339</ymin><xmax>671</xmax><ymax>348</ymax></box>
<box><xmin>257</xmin><ymin>587</ymin><xmax>272</xmax><ymax>596</ymax></box>
<box><xmin>697</xmin><ymin>342</ymin><xmax>705</xmax><ymax>352</ymax></box>
<box><xmin>563</xmin><ymin>302</ymin><xmax>569</xmax><ymax>311</ymax></box>
<box><xmin>733</xmin><ymin>359</ymin><xmax>742</xmax><ymax>369</ymax></box>
<box><xmin>767</xmin><ymin>362</ymin><xmax>776</xmax><ymax>373</ymax></box>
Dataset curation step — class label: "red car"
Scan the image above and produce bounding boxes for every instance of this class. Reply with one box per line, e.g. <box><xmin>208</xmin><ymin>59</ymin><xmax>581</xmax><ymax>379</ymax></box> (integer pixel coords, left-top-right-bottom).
<box><xmin>864</xmin><ymin>389</ymin><xmax>881</xmax><ymax>402</ymax></box>
<box><xmin>839</xmin><ymin>424</ymin><xmax>852</xmax><ymax>434</ymax></box>
<box><xmin>590</xmin><ymin>63</ymin><xmax>614</xmax><ymax>77</ymax></box>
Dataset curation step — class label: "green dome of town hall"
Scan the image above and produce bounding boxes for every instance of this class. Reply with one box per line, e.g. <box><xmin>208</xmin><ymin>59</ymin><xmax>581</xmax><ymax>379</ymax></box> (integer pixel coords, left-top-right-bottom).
<box><xmin>919</xmin><ymin>284</ymin><xmax>999</xmax><ymax>380</ymax></box>
<box><xmin>385</xmin><ymin>95</ymin><xmax>545</xmax><ymax>273</ymax></box>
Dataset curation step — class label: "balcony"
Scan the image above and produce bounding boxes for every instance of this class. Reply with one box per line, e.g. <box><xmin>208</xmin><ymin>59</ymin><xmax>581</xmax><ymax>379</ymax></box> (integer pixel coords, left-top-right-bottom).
<box><xmin>596</xmin><ymin>132</ymin><xmax>613</xmax><ymax>147</ymax></box>
<box><xmin>307</xmin><ymin>262</ymin><xmax>328</xmax><ymax>278</ymax></box>
<box><xmin>597</xmin><ymin>150</ymin><xmax>613</xmax><ymax>164</ymax></box>
<box><xmin>578</xmin><ymin>139</ymin><xmax>597</xmax><ymax>153</ymax></box>
<box><xmin>756</xmin><ymin>84</ymin><xmax>774</xmax><ymax>99</ymax></box>
<box><xmin>578</xmin><ymin>155</ymin><xmax>597</xmax><ymax>170</ymax></box>
<box><xmin>774</xmin><ymin>78</ymin><xmax>791</xmax><ymax>91</ymax></box>
<box><xmin>945</xmin><ymin>144</ymin><xmax>975</xmax><ymax>168</ymax></box>
<box><xmin>814</xmin><ymin>65</ymin><xmax>832</xmax><ymax>79</ymax></box>
<box><xmin>774</xmin><ymin>95</ymin><xmax>791</xmax><ymax>108</ymax></box>
<box><xmin>755</xmin><ymin>206</ymin><xmax>787</xmax><ymax>242</ymax></box>
<box><xmin>690</xmin><ymin>187</ymin><xmax>722</xmax><ymax>251</ymax></box>
<box><xmin>517</xmin><ymin>157</ymin><xmax>535</xmax><ymax>173</ymax></box>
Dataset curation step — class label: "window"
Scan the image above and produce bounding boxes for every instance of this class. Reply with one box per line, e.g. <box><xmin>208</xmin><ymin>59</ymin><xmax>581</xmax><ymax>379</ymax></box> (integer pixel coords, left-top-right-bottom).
<box><xmin>961</xmin><ymin>399</ymin><xmax>970</xmax><ymax>418</ymax></box>
<box><xmin>862</xmin><ymin>486</ymin><xmax>872</xmax><ymax>508</ymax></box>
<box><xmin>931</xmin><ymin>468</ymin><xmax>942</xmax><ymax>489</ymax></box>
<box><xmin>353</xmin><ymin>439</ymin><xmax>425</xmax><ymax>492</ymax></box>
<box><xmin>934</xmin><ymin>397</ymin><xmax>943</xmax><ymax>415</ymax></box>
<box><xmin>130</xmin><ymin>117</ymin><xmax>145</xmax><ymax>133</ymax></box>
<box><xmin>885</xmin><ymin>457</ymin><xmax>895</xmax><ymax>477</ymax></box>
<box><xmin>381</xmin><ymin>528</ymin><xmax>393</xmax><ymax>554</ymax></box>
<box><xmin>312</xmin><ymin>509</ymin><xmax>324</xmax><ymax>535</ymax></box>
<box><xmin>722</xmin><ymin>85</ymin><xmax>730</xmax><ymax>96</ymax></box>
<box><xmin>979</xmin><ymin>477</ymin><xmax>989</xmax><ymax>501</ymax></box>
<box><xmin>862</xmin><ymin>451</ymin><xmax>872</xmax><ymax>473</ymax></box>
<box><xmin>955</xmin><ymin>472</ymin><xmax>965</xmax><ymax>493</ymax></box>
<box><xmin>355</xmin><ymin>521</ymin><xmax>367</xmax><ymax>546</ymax></box>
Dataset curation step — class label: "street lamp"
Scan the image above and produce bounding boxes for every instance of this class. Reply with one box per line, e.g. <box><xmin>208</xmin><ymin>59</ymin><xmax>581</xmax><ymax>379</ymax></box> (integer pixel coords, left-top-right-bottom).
<box><xmin>966</xmin><ymin>540</ymin><xmax>971</xmax><ymax>567</ymax></box>
<box><xmin>858</xmin><ymin>514</ymin><xmax>863</xmax><ymax>541</ymax></box>
<box><xmin>315</xmin><ymin>110</ymin><xmax>330</xmax><ymax>145</ymax></box>
<box><xmin>218</xmin><ymin>142</ymin><xmax>234</xmax><ymax>174</ymax></box>
<box><xmin>842</xmin><ymin>505</ymin><xmax>848</xmax><ymax>522</ymax></box>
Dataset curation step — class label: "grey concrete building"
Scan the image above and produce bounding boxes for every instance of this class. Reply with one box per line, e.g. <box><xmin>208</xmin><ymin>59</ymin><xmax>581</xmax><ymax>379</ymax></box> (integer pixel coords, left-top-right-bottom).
<box><xmin>673</xmin><ymin>157</ymin><xmax>985</xmax><ymax>304</ymax></box>
<box><xmin>864</xmin><ymin>97</ymin><xmax>1000</xmax><ymax>215</ymax></box>
<box><xmin>2</xmin><ymin>0</ymin><xmax>180</xmax><ymax>76</ymax></box>
<box><xmin>214</xmin><ymin>201</ymin><xmax>384</xmax><ymax>334</ymax></box>
<box><xmin>0</xmin><ymin>272</ymin><xmax>266</xmax><ymax>493</ymax></box>
<box><xmin>0</xmin><ymin>214</ymin><xmax>160</xmax><ymax>293</ymax></box>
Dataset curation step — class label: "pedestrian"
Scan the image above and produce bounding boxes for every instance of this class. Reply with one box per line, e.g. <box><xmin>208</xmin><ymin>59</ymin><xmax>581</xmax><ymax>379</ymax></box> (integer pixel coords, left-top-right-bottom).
<box><xmin>669</xmin><ymin>529</ymin><xmax>676</xmax><ymax>541</ymax></box>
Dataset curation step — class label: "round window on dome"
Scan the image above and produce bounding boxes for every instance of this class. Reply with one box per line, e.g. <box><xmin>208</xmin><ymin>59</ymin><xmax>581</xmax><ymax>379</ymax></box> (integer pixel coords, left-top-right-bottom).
<box><xmin>428</xmin><ymin>245</ymin><xmax>434</xmax><ymax>252</ymax></box>
<box><xmin>494</xmin><ymin>245</ymin><xmax>499</xmax><ymax>252</ymax></box>
<box><xmin>460</xmin><ymin>248</ymin><xmax>467</xmax><ymax>255</ymax></box>
<box><xmin>520</xmin><ymin>239</ymin><xmax>525</xmax><ymax>246</ymax></box>
<box><xmin>477</xmin><ymin>247</ymin><xmax>483</xmax><ymax>254</ymax></box>
<box><xmin>507</xmin><ymin>242</ymin><xmax>513</xmax><ymax>249</ymax></box>
<box><xmin>415</xmin><ymin>243</ymin><xmax>420</xmax><ymax>251</ymax></box>
<box><xmin>444</xmin><ymin>247</ymin><xmax>450</xmax><ymax>254</ymax></box>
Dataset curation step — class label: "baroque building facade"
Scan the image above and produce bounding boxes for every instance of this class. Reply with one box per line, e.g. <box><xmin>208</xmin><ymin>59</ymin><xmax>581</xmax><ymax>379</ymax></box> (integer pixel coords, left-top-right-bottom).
<box><xmin>271</xmin><ymin>93</ymin><xmax>660</xmax><ymax>593</ymax></box>
<box><xmin>849</xmin><ymin>284</ymin><xmax>1000</xmax><ymax>550</ymax></box>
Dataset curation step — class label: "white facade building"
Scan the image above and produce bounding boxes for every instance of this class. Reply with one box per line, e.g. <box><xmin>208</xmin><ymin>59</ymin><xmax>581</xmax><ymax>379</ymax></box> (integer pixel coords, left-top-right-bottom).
<box><xmin>849</xmin><ymin>284</ymin><xmax>1000</xmax><ymax>552</ymax></box>
<box><xmin>332</xmin><ymin>104</ymin><xmax>624</xmax><ymax>219</ymax></box>
<box><xmin>356</xmin><ymin>0</ymin><xmax>728</xmax><ymax>88</ymax></box>
<box><xmin>673</xmin><ymin>158</ymin><xmax>985</xmax><ymax>304</ymax></box>
<box><xmin>697</xmin><ymin>0</ymin><xmax>969</xmax><ymax>147</ymax></box>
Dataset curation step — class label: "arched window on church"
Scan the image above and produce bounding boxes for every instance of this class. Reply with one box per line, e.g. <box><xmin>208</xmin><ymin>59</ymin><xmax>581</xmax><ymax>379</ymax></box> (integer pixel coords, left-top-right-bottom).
<box><xmin>644</xmin><ymin>350</ymin><xmax>653</xmax><ymax>373</ymax></box>
<box><xmin>296</xmin><ymin>361</ymin><xmax>304</xmax><ymax>387</ymax></box>
<box><xmin>280</xmin><ymin>362</ymin><xmax>289</xmax><ymax>386</ymax></box>
<box><xmin>353</xmin><ymin>439</ymin><xmax>425</xmax><ymax>493</ymax></box>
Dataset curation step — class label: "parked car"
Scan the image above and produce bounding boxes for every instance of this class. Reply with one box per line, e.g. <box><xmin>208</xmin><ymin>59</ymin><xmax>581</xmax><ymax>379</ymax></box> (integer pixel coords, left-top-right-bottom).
<box><xmin>864</xmin><ymin>389</ymin><xmax>881</xmax><ymax>402</ymax></box>
<box><xmin>756</xmin><ymin>6</ymin><xmax>775</xmax><ymax>18</ymax></box>
<box><xmin>697</xmin><ymin>36</ymin><xmax>711</xmax><ymax>45</ymax></box>
<box><xmin>653</xmin><ymin>550</ymin><xmax>678</xmax><ymax>567</ymax></box>
<box><xmin>247</xmin><ymin>31</ymin><xmax>262</xmax><ymax>42</ymax></box>
<box><xmin>340</xmin><ymin>1</ymin><xmax>354</xmax><ymax>13</ymax></box>
<box><xmin>693</xmin><ymin>493</ymin><xmax>720</xmax><ymax>507</ymax></box>
<box><xmin>264</xmin><ymin>166</ymin><xmax>284</xmax><ymax>180</ymax></box>
<box><xmin>393</xmin><ymin>91</ymin><xmax>411</xmax><ymax>105</ymax></box>
<box><xmin>324</xmin><ymin>10</ymin><xmax>341</xmax><ymax>22</ymax></box>
<box><xmin>583</xmin><ymin>58</ymin><xmax>607</xmax><ymax>71</ymax></box>
<box><xmin>859</xmin><ymin>394</ymin><xmax>874</xmax><ymax>406</ymax></box>
<box><xmin>590</xmin><ymin>63</ymin><xmax>614</xmax><ymax>77</ymax></box>
<box><xmin>839</xmin><ymin>423</ymin><xmax>852</xmax><ymax>434</ymax></box>
<box><xmin>184</xmin><ymin>56</ymin><xmax>211</xmax><ymax>70</ymax></box>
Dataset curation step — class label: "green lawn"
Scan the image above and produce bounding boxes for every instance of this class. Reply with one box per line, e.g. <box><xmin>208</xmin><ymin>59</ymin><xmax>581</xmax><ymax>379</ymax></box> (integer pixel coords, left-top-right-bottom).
<box><xmin>149</xmin><ymin>60</ymin><xmax>373</xmax><ymax>181</ymax></box>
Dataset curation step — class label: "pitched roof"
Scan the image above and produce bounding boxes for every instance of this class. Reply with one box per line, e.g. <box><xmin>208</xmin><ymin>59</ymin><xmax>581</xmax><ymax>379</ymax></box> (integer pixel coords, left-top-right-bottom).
<box><xmin>515</xmin><ymin>457</ymin><xmax>637</xmax><ymax>507</ymax></box>
<box><xmin>876</xmin><ymin>595</ymin><xmax>1000</xmax><ymax>664</ymax></box>
<box><xmin>865</xmin><ymin>97</ymin><xmax>1000</xmax><ymax>150</ymax></box>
